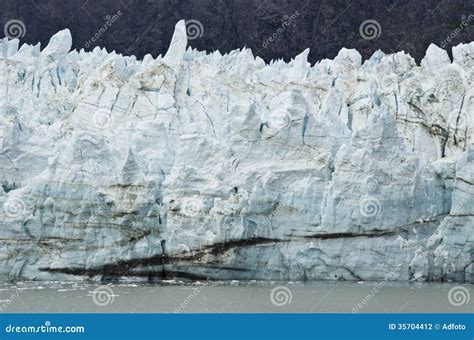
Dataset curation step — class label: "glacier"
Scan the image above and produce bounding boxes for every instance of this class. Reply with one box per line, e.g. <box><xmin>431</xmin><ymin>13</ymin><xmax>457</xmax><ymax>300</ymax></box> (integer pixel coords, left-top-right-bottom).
<box><xmin>0</xmin><ymin>21</ymin><xmax>472</xmax><ymax>282</ymax></box>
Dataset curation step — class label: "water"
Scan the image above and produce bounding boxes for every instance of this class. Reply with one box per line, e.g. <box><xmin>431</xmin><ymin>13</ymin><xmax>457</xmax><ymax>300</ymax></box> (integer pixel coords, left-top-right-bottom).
<box><xmin>0</xmin><ymin>281</ymin><xmax>471</xmax><ymax>313</ymax></box>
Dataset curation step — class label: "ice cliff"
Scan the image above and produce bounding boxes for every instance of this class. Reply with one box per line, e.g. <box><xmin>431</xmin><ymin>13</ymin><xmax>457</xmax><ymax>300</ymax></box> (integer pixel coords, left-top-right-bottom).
<box><xmin>0</xmin><ymin>21</ymin><xmax>472</xmax><ymax>282</ymax></box>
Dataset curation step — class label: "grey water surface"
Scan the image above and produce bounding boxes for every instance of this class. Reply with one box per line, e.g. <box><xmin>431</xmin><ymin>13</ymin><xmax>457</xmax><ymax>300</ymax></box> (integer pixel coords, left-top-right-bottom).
<box><xmin>0</xmin><ymin>281</ymin><xmax>472</xmax><ymax>313</ymax></box>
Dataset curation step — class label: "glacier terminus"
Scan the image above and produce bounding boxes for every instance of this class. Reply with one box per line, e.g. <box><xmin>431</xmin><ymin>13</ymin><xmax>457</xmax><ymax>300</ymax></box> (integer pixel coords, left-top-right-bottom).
<box><xmin>0</xmin><ymin>21</ymin><xmax>472</xmax><ymax>283</ymax></box>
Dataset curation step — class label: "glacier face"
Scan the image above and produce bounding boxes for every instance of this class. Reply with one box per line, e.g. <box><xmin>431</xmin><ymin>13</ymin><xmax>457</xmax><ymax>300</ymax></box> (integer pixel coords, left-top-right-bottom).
<box><xmin>0</xmin><ymin>21</ymin><xmax>472</xmax><ymax>282</ymax></box>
